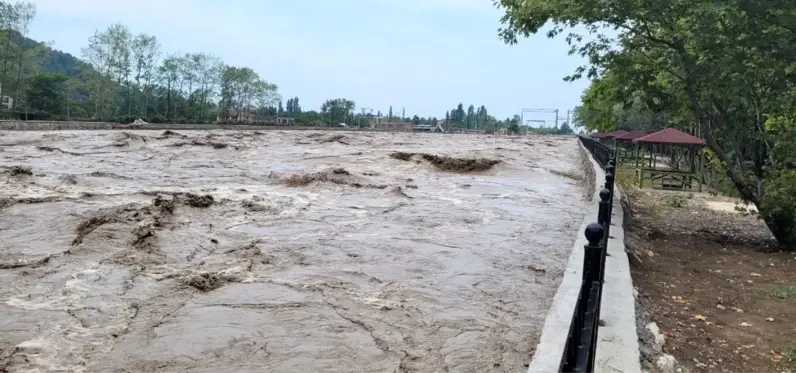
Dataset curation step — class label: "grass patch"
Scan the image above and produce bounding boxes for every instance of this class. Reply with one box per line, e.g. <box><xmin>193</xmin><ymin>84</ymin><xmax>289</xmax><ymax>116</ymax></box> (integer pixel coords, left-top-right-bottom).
<box><xmin>787</xmin><ymin>348</ymin><xmax>796</xmax><ymax>366</ymax></box>
<box><xmin>771</xmin><ymin>285</ymin><xmax>796</xmax><ymax>299</ymax></box>
<box><xmin>663</xmin><ymin>194</ymin><xmax>689</xmax><ymax>208</ymax></box>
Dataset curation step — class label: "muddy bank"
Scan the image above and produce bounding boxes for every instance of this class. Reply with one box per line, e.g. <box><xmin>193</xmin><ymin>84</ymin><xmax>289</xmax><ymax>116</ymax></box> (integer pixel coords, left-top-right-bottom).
<box><xmin>0</xmin><ymin>131</ymin><xmax>587</xmax><ymax>372</ymax></box>
<box><xmin>623</xmin><ymin>189</ymin><xmax>796</xmax><ymax>373</ymax></box>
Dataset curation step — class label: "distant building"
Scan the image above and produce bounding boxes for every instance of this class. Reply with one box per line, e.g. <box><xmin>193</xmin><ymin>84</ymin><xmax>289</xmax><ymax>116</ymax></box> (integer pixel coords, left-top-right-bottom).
<box><xmin>1</xmin><ymin>95</ymin><xmax>13</xmax><ymax>111</ymax></box>
<box><xmin>379</xmin><ymin>121</ymin><xmax>414</xmax><ymax>131</ymax></box>
<box><xmin>218</xmin><ymin>108</ymin><xmax>295</xmax><ymax>125</ymax></box>
<box><xmin>451</xmin><ymin>128</ymin><xmax>486</xmax><ymax>135</ymax></box>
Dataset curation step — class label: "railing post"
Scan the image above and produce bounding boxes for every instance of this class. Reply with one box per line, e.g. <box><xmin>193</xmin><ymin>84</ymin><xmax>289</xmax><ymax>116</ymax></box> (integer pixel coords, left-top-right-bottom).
<box><xmin>604</xmin><ymin>169</ymin><xmax>615</xmax><ymax>207</ymax></box>
<box><xmin>584</xmin><ymin>224</ymin><xmax>607</xmax><ymax>373</ymax></box>
<box><xmin>597</xmin><ymin>188</ymin><xmax>611</xmax><ymax>243</ymax></box>
<box><xmin>583</xmin><ymin>223</ymin><xmax>604</xmax><ymax>285</ymax></box>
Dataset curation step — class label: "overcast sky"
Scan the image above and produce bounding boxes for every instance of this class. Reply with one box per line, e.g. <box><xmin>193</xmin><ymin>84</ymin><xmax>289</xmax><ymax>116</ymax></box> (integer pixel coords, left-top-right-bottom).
<box><xmin>27</xmin><ymin>0</ymin><xmax>589</xmax><ymax>123</ymax></box>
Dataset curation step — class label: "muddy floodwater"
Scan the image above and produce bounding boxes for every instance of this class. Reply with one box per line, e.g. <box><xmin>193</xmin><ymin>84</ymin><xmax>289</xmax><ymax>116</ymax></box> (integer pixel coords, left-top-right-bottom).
<box><xmin>0</xmin><ymin>130</ymin><xmax>588</xmax><ymax>373</ymax></box>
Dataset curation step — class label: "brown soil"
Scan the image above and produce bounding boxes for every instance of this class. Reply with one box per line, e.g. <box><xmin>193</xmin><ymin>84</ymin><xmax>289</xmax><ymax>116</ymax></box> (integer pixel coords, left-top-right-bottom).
<box><xmin>389</xmin><ymin>152</ymin><xmax>500</xmax><ymax>172</ymax></box>
<box><xmin>625</xmin><ymin>189</ymin><xmax>796</xmax><ymax>372</ymax></box>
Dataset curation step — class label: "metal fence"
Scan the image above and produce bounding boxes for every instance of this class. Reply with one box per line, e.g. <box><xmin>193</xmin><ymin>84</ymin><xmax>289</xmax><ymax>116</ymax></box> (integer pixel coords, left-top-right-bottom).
<box><xmin>559</xmin><ymin>136</ymin><xmax>617</xmax><ymax>372</ymax></box>
<box><xmin>579</xmin><ymin>135</ymin><xmax>613</xmax><ymax>168</ymax></box>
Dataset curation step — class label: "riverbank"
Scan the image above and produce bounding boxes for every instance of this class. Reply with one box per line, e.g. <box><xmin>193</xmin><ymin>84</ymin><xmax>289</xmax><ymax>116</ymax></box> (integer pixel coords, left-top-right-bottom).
<box><xmin>624</xmin><ymin>189</ymin><xmax>796</xmax><ymax>373</ymax></box>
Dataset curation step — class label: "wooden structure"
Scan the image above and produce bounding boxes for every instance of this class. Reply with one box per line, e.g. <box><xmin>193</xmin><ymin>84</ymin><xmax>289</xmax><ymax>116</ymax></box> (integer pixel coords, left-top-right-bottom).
<box><xmin>613</xmin><ymin>130</ymin><xmax>648</xmax><ymax>164</ymax></box>
<box><xmin>631</xmin><ymin>128</ymin><xmax>706</xmax><ymax>191</ymax></box>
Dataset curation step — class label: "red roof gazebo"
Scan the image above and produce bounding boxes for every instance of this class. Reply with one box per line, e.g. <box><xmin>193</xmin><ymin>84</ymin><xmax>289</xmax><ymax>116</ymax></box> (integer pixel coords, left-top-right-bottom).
<box><xmin>629</xmin><ymin>128</ymin><xmax>706</xmax><ymax>191</ymax></box>
<box><xmin>612</xmin><ymin>130</ymin><xmax>649</xmax><ymax>164</ymax></box>
<box><xmin>602</xmin><ymin>129</ymin><xmax>629</xmax><ymax>139</ymax></box>
<box><xmin>632</xmin><ymin>128</ymin><xmax>706</xmax><ymax>146</ymax></box>
<box><xmin>613</xmin><ymin>130</ymin><xmax>648</xmax><ymax>142</ymax></box>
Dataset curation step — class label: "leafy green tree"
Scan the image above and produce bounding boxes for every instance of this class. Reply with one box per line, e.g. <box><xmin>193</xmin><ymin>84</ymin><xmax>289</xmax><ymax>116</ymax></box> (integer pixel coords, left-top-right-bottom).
<box><xmin>494</xmin><ymin>0</ymin><xmax>796</xmax><ymax>247</ymax></box>
<box><xmin>321</xmin><ymin>98</ymin><xmax>355</xmax><ymax>125</ymax></box>
<box><xmin>25</xmin><ymin>73</ymin><xmax>67</xmax><ymax>114</ymax></box>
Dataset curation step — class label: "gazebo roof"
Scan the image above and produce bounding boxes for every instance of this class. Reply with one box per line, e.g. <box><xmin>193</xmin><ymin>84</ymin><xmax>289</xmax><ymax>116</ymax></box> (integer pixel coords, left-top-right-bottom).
<box><xmin>590</xmin><ymin>132</ymin><xmax>609</xmax><ymax>138</ymax></box>
<box><xmin>603</xmin><ymin>130</ymin><xmax>629</xmax><ymax>139</ymax></box>
<box><xmin>614</xmin><ymin>130</ymin><xmax>649</xmax><ymax>142</ymax></box>
<box><xmin>632</xmin><ymin>128</ymin><xmax>706</xmax><ymax>146</ymax></box>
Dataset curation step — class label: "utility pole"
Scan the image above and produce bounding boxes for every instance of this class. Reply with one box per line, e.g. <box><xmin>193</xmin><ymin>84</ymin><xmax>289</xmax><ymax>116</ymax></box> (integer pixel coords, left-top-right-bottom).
<box><xmin>520</xmin><ymin>108</ymin><xmax>559</xmax><ymax>128</ymax></box>
<box><xmin>361</xmin><ymin>107</ymin><xmax>372</xmax><ymax>128</ymax></box>
<box><xmin>555</xmin><ymin>109</ymin><xmax>559</xmax><ymax>128</ymax></box>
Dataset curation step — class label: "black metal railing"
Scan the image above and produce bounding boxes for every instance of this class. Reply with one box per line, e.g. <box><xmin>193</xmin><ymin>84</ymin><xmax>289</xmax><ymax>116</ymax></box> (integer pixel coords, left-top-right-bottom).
<box><xmin>579</xmin><ymin>135</ymin><xmax>613</xmax><ymax>168</ymax></box>
<box><xmin>559</xmin><ymin>137</ymin><xmax>617</xmax><ymax>373</ymax></box>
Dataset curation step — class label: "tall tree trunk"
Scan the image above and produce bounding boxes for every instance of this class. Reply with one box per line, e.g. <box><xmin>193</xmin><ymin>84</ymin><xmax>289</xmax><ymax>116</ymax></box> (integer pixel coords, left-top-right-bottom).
<box><xmin>0</xmin><ymin>30</ymin><xmax>15</xmax><ymax>104</ymax></box>
<box><xmin>143</xmin><ymin>85</ymin><xmax>150</xmax><ymax>117</ymax></box>
<box><xmin>13</xmin><ymin>56</ymin><xmax>23</xmax><ymax>111</ymax></box>
<box><xmin>127</xmin><ymin>80</ymin><xmax>132</xmax><ymax>116</ymax></box>
<box><xmin>166</xmin><ymin>80</ymin><xmax>172</xmax><ymax>121</ymax></box>
<box><xmin>675</xmin><ymin>40</ymin><xmax>795</xmax><ymax>247</ymax></box>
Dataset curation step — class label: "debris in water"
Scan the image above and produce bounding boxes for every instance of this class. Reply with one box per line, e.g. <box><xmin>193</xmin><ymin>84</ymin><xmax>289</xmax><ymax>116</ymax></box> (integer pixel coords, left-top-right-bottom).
<box><xmin>392</xmin><ymin>186</ymin><xmax>414</xmax><ymax>198</ymax></box>
<box><xmin>279</xmin><ymin>168</ymin><xmax>387</xmax><ymax>189</ymax></box>
<box><xmin>170</xmin><ymin>139</ymin><xmax>229</xmax><ymax>149</ymax></box>
<box><xmin>183</xmin><ymin>272</ymin><xmax>226</xmax><ymax>292</ymax></box>
<box><xmin>160</xmin><ymin>130</ymin><xmax>186</xmax><ymax>138</ymax></box>
<box><xmin>152</xmin><ymin>195</ymin><xmax>175</xmax><ymax>214</ymax></box>
<box><xmin>389</xmin><ymin>152</ymin><xmax>500</xmax><ymax>172</ymax></box>
<box><xmin>182</xmin><ymin>193</ymin><xmax>214</xmax><ymax>208</ymax></box>
<box><xmin>36</xmin><ymin>146</ymin><xmax>84</xmax><ymax>155</ymax></box>
<box><xmin>319</xmin><ymin>134</ymin><xmax>348</xmax><ymax>144</ymax></box>
<box><xmin>241</xmin><ymin>198</ymin><xmax>282</xmax><ymax>213</ymax></box>
<box><xmin>6</xmin><ymin>165</ymin><xmax>33</xmax><ymax>176</ymax></box>
<box><xmin>61</xmin><ymin>174</ymin><xmax>78</xmax><ymax>185</ymax></box>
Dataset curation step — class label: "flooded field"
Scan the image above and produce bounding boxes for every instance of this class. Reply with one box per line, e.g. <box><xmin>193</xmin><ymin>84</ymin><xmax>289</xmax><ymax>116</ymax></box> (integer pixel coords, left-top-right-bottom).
<box><xmin>0</xmin><ymin>130</ymin><xmax>588</xmax><ymax>373</ymax></box>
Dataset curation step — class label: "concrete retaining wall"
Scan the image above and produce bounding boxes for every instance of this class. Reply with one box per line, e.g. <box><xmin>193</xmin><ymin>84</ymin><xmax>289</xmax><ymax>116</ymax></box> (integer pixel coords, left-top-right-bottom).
<box><xmin>527</xmin><ymin>141</ymin><xmax>641</xmax><ymax>373</ymax></box>
<box><xmin>0</xmin><ymin>120</ymin><xmax>405</xmax><ymax>132</ymax></box>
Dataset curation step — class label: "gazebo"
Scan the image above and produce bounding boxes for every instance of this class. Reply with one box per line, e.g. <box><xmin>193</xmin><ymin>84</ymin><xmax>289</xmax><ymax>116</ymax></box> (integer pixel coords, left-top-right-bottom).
<box><xmin>612</xmin><ymin>130</ymin><xmax>647</xmax><ymax>163</ymax></box>
<box><xmin>631</xmin><ymin>128</ymin><xmax>706</xmax><ymax>191</ymax></box>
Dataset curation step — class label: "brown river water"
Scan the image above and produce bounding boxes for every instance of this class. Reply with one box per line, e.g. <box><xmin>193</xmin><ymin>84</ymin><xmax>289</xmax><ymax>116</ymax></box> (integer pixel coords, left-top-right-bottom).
<box><xmin>0</xmin><ymin>130</ymin><xmax>588</xmax><ymax>373</ymax></box>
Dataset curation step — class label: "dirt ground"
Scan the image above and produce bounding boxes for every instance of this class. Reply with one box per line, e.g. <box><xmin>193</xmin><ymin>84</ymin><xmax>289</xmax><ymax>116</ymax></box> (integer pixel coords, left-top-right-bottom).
<box><xmin>623</xmin><ymin>188</ymin><xmax>796</xmax><ymax>373</ymax></box>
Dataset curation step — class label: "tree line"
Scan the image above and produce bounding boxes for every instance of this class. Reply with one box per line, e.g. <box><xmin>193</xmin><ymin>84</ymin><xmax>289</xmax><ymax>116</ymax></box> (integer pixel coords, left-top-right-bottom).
<box><xmin>0</xmin><ymin>1</ymin><xmax>579</xmax><ymax>133</ymax></box>
<box><xmin>494</xmin><ymin>0</ymin><xmax>796</xmax><ymax>247</ymax></box>
<box><xmin>0</xmin><ymin>2</ymin><xmax>398</xmax><ymax>126</ymax></box>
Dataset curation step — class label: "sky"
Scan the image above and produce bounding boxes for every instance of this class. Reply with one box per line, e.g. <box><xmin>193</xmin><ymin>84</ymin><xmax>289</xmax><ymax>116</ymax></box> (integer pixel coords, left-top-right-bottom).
<box><xmin>26</xmin><ymin>0</ymin><xmax>589</xmax><ymax>124</ymax></box>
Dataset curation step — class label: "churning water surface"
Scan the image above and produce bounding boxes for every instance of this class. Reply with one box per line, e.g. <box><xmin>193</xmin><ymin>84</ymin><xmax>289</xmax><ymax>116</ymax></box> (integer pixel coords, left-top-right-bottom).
<box><xmin>0</xmin><ymin>130</ymin><xmax>588</xmax><ymax>372</ymax></box>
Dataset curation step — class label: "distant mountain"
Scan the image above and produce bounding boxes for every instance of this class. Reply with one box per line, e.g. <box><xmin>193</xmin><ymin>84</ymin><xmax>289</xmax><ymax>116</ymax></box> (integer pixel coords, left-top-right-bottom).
<box><xmin>14</xmin><ymin>30</ymin><xmax>83</xmax><ymax>78</ymax></box>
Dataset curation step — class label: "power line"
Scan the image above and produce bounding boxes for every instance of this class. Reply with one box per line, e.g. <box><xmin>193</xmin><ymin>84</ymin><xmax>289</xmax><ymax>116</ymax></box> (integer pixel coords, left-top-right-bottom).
<box><xmin>521</xmin><ymin>108</ymin><xmax>559</xmax><ymax>128</ymax></box>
